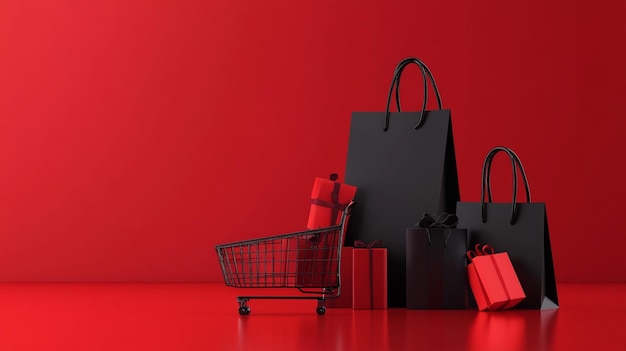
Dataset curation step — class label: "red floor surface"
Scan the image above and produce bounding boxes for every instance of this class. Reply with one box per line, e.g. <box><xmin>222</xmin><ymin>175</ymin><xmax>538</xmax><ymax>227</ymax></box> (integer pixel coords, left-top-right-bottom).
<box><xmin>0</xmin><ymin>283</ymin><xmax>623</xmax><ymax>350</ymax></box>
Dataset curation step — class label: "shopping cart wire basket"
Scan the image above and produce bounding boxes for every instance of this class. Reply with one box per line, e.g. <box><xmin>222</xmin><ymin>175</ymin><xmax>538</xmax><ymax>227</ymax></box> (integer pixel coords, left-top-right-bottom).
<box><xmin>215</xmin><ymin>201</ymin><xmax>355</xmax><ymax>315</ymax></box>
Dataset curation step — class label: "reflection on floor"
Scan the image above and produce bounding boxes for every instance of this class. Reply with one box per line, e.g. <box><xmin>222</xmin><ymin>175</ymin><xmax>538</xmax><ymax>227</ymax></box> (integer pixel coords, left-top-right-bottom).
<box><xmin>0</xmin><ymin>283</ymin><xmax>623</xmax><ymax>350</ymax></box>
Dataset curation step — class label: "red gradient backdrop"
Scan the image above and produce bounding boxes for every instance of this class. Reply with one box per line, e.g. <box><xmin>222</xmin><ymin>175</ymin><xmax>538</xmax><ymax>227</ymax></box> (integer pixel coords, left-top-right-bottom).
<box><xmin>0</xmin><ymin>0</ymin><xmax>624</xmax><ymax>283</ymax></box>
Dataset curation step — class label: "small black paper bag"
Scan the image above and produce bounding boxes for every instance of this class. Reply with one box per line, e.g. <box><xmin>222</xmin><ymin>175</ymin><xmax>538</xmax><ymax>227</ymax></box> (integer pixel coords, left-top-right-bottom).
<box><xmin>406</xmin><ymin>213</ymin><xmax>468</xmax><ymax>309</ymax></box>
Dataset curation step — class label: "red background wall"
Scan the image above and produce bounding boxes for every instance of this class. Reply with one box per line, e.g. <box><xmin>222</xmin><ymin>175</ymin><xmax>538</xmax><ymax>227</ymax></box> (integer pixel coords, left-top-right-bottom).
<box><xmin>0</xmin><ymin>0</ymin><xmax>624</xmax><ymax>283</ymax></box>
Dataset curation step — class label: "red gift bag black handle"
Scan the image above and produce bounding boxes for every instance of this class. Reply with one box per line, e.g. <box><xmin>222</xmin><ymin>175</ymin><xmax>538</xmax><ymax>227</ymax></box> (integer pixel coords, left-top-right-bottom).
<box><xmin>383</xmin><ymin>57</ymin><xmax>443</xmax><ymax>131</ymax></box>
<box><xmin>480</xmin><ymin>146</ymin><xmax>531</xmax><ymax>225</ymax></box>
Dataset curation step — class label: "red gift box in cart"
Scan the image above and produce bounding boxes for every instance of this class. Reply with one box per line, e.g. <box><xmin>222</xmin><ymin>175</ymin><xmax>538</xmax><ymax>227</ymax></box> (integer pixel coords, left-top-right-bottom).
<box><xmin>215</xmin><ymin>202</ymin><xmax>355</xmax><ymax>315</ymax></box>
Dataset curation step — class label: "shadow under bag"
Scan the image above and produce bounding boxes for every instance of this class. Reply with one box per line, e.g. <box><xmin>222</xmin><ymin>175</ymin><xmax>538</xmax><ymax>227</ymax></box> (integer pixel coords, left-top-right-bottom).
<box><xmin>456</xmin><ymin>147</ymin><xmax>558</xmax><ymax>309</ymax></box>
<box><xmin>344</xmin><ymin>57</ymin><xmax>460</xmax><ymax>307</ymax></box>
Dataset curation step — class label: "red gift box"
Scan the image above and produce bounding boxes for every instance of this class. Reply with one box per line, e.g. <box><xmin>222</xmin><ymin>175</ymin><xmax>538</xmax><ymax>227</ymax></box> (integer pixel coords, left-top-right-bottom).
<box><xmin>467</xmin><ymin>244</ymin><xmax>526</xmax><ymax>311</ymax></box>
<box><xmin>307</xmin><ymin>174</ymin><xmax>357</xmax><ymax>229</ymax></box>
<box><xmin>327</xmin><ymin>247</ymin><xmax>353</xmax><ymax>308</ymax></box>
<box><xmin>352</xmin><ymin>240</ymin><xmax>387</xmax><ymax>310</ymax></box>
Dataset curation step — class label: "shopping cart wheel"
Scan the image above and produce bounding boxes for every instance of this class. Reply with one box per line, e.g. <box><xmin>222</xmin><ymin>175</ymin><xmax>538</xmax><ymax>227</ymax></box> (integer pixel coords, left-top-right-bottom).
<box><xmin>316</xmin><ymin>306</ymin><xmax>326</xmax><ymax>315</ymax></box>
<box><xmin>238</xmin><ymin>306</ymin><xmax>251</xmax><ymax>316</ymax></box>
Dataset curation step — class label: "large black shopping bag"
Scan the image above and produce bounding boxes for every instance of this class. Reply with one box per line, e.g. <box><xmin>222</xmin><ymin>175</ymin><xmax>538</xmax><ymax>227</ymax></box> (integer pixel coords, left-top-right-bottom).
<box><xmin>456</xmin><ymin>146</ymin><xmax>558</xmax><ymax>309</ymax></box>
<box><xmin>406</xmin><ymin>213</ymin><xmax>468</xmax><ymax>309</ymax></box>
<box><xmin>344</xmin><ymin>57</ymin><xmax>460</xmax><ymax>307</ymax></box>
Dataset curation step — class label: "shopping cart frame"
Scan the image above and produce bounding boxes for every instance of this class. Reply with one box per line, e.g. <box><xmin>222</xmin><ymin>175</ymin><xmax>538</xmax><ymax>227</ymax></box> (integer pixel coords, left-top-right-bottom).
<box><xmin>215</xmin><ymin>202</ymin><xmax>354</xmax><ymax>315</ymax></box>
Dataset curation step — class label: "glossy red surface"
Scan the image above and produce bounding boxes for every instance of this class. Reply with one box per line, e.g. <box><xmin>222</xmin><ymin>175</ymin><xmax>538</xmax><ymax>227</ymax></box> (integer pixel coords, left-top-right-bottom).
<box><xmin>0</xmin><ymin>283</ymin><xmax>623</xmax><ymax>350</ymax></box>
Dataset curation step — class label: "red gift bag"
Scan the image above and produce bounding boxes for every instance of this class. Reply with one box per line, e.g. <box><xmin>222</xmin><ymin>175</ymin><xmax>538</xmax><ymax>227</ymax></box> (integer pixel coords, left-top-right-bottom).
<box><xmin>467</xmin><ymin>244</ymin><xmax>525</xmax><ymax>311</ymax></box>
<box><xmin>352</xmin><ymin>240</ymin><xmax>387</xmax><ymax>310</ymax></box>
<box><xmin>307</xmin><ymin>174</ymin><xmax>357</xmax><ymax>229</ymax></box>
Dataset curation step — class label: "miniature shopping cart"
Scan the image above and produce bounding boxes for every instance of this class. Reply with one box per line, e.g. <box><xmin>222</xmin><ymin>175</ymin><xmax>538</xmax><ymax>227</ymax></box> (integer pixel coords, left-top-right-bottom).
<box><xmin>215</xmin><ymin>202</ymin><xmax>354</xmax><ymax>315</ymax></box>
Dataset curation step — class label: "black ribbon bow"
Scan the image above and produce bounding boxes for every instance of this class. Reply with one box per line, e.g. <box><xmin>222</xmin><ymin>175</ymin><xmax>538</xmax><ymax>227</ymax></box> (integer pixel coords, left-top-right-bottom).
<box><xmin>354</xmin><ymin>240</ymin><xmax>385</xmax><ymax>248</ymax></box>
<box><xmin>416</xmin><ymin>213</ymin><xmax>458</xmax><ymax>247</ymax></box>
<box><xmin>417</xmin><ymin>212</ymin><xmax>458</xmax><ymax>229</ymax></box>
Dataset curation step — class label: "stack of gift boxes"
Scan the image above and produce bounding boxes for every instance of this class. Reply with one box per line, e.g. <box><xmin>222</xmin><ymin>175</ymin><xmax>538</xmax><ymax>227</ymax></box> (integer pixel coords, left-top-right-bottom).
<box><xmin>307</xmin><ymin>174</ymin><xmax>525</xmax><ymax>311</ymax></box>
<box><xmin>306</xmin><ymin>174</ymin><xmax>387</xmax><ymax>310</ymax></box>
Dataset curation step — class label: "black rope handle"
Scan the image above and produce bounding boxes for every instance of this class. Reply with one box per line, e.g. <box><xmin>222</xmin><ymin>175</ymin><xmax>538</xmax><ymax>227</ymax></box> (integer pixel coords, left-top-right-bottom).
<box><xmin>481</xmin><ymin>147</ymin><xmax>517</xmax><ymax>224</ymax></box>
<box><xmin>480</xmin><ymin>147</ymin><xmax>532</xmax><ymax>225</ymax></box>
<box><xmin>383</xmin><ymin>57</ymin><xmax>443</xmax><ymax>131</ymax></box>
<box><xmin>394</xmin><ymin>58</ymin><xmax>443</xmax><ymax>112</ymax></box>
<box><xmin>486</xmin><ymin>148</ymin><xmax>531</xmax><ymax>204</ymax></box>
<box><xmin>384</xmin><ymin>59</ymin><xmax>427</xmax><ymax>131</ymax></box>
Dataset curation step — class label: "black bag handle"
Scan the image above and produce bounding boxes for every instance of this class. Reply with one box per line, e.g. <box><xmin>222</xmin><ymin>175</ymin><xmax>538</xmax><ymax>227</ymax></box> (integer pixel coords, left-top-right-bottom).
<box><xmin>485</xmin><ymin>147</ymin><xmax>531</xmax><ymax>204</ymax></box>
<box><xmin>393</xmin><ymin>58</ymin><xmax>443</xmax><ymax>113</ymax></box>
<box><xmin>384</xmin><ymin>57</ymin><xmax>443</xmax><ymax>131</ymax></box>
<box><xmin>480</xmin><ymin>146</ymin><xmax>531</xmax><ymax>225</ymax></box>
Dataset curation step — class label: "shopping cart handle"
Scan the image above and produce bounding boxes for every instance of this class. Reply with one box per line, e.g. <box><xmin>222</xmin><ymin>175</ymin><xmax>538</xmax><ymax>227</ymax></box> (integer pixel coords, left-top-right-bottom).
<box><xmin>344</xmin><ymin>200</ymin><xmax>356</xmax><ymax>215</ymax></box>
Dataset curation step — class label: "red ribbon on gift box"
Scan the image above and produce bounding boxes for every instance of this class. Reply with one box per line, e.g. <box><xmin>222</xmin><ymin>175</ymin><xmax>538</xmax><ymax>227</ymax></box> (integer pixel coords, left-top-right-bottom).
<box><xmin>467</xmin><ymin>244</ymin><xmax>511</xmax><ymax>303</ymax></box>
<box><xmin>467</xmin><ymin>244</ymin><xmax>525</xmax><ymax>311</ymax></box>
<box><xmin>354</xmin><ymin>240</ymin><xmax>384</xmax><ymax>308</ymax></box>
